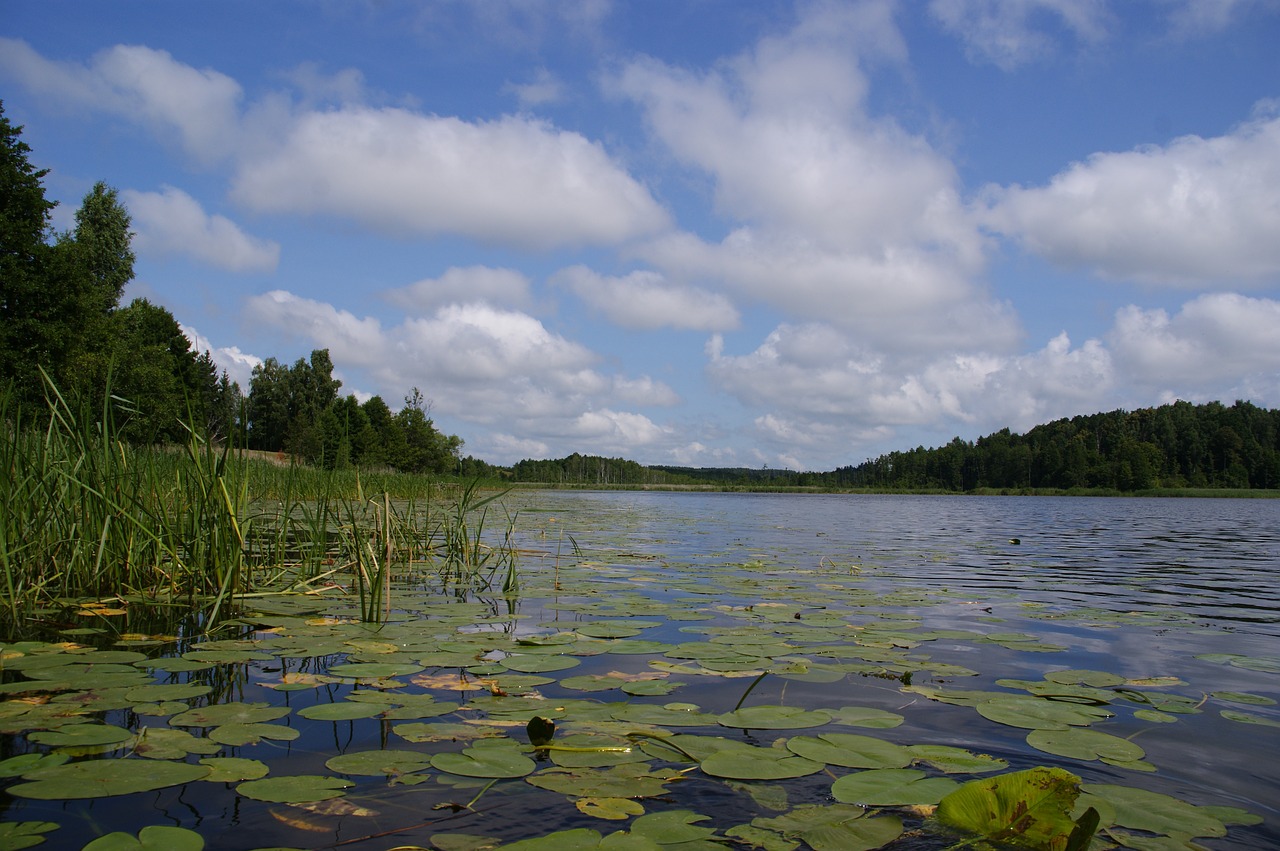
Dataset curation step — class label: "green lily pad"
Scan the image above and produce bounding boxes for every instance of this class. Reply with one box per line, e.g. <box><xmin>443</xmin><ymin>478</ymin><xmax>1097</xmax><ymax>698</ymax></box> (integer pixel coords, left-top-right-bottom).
<box><xmin>576</xmin><ymin>796</ymin><xmax>646</xmax><ymax>820</ymax></box>
<box><xmin>325</xmin><ymin>749</ymin><xmax>434</xmax><ymax>776</ymax></box>
<box><xmin>81</xmin><ymin>825</ymin><xmax>205</xmax><ymax>851</ymax></box>
<box><xmin>327</xmin><ymin>661</ymin><xmax>425</xmax><ymax>678</ymax></box>
<box><xmin>236</xmin><ymin>774</ymin><xmax>354</xmax><ymax>803</ymax></box>
<box><xmin>629</xmin><ymin>810</ymin><xmax>716</xmax><ymax>843</ymax></box>
<box><xmin>8</xmin><ymin>759</ymin><xmax>210</xmax><ymax>799</ymax></box>
<box><xmin>1025</xmin><ymin>728</ymin><xmax>1146</xmax><ymax>763</ymax></box>
<box><xmin>526</xmin><ymin>764</ymin><xmax>679</xmax><ymax>799</ymax></box>
<box><xmin>207</xmin><ymin>722</ymin><xmax>300</xmax><ymax>746</ymax></box>
<box><xmin>975</xmin><ymin>697</ymin><xmax>1112</xmax><ymax>730</ymax></box>
<box><xmin>431</xmin><ymin>741</ymin><xmax>536</xmax><ymax>778</ymax></box>
<box><xmin>0</xmin><ymin>821</ymin><xmax>59</xmax><ymax>850</ymax></box>
<box><xmin>0</xmin><ymin>753</ymin><xmax>69</xmax><ymax>777</ymax></box>
<box><xmin>123</xmin><ymin>684</ymin><xmax>212</xmax><ymax>703</ymax></box>
<box><xmin>169</xmin><ymin>701</ymin><xmax>290</xmax><ymax>728</ymax></box>
<box><xmin>1211</xmin><ymin>691</ymin><xmax>1276</xmax><ymax>706</ymax></box>
<box><xmin>786</xmin><ymin>733</ymin><xmax>912</xmax><ymax>769</ymax></box>
<box><xmin>133</xmin><ymin>728</ymin><xmax>221</xmax><ymax>760</ymax></box>
<box><xmin>701</xmin><ymin>744</ymin><xmax>825</xmax><ymax>780</ymax></box>
<box><xmin>28</xmin><ymin>723</ymin><xmax>134</xmax><ymax>748</ymax></box>
<box><xmin>297</xmin><ymin>701</ymin><xmax>385</xmax><ymax>721</ymax></box>
<box><xmin>748</xmin><ymin>804</ymin><xmax>903</xmax><ymax>851</ymax></box>
<box><xmin>905</xmin><ymin>745</ymin><xmax>1008</xmax><ymax>774</ymax></box>
<box><xmin>828</xmin><ymin>706</ymin><xmax>905</xmax><ymax>728</ymax></box>
<box><xmin>611</xmin><ymin>704</ymin><xmax>719</xmax><ymax>726</ymax></box>
<box><xmin>717</xmin><ymin>705</ymin><xmax>832</xmax><ymax>729</ymax></box>
<box><xmin>936</xmin><ymin>767</ymin><xmax>1092</xmax><ymax>848</ymax></box>
<box><xmin>1220</xmin><ymin>709</ymin><xmax>1280</xmax><ymax>728</ymax></box>
<box><xmin>198</xmin><ymin>757</ymin><xmax>270</xmax><ymax>782</ymax></box>
<box><xmin>831</xmin><ymin>768</ymin><xmax>959</xmax><ymax>806</ymax></box>
<box><xmin>500</xmin><ymin>654</ymin><xmax>581</xmax><ymax>673</ymax></box>
<box><xmin>1079</xmin><ymin>784</ymin><xmax>1228</xmax><ymax>839</ymax></box>
<box><xmin>620</xmin><ymin>679</ymin><xmax>681</xmax><ymax>696</ymax></box>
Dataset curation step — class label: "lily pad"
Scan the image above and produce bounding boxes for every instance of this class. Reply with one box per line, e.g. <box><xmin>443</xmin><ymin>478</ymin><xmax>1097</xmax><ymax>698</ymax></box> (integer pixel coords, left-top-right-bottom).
<box><xmin>906</xmin><ymin>745</ymin><xmax>1008</xmax><ymax>774</ymax></box>
<box><xmin>8</xmin><ymin>759</ymin><xmax>210</xmax><ymax>799</ymax></box>
<box><xmin>786</xmin><ymin>733</ymin><xmax>912</xmax><ymax>769</ymax></box>
<box><xmin>831</xmin><ymin>768</ymin><xmax>959</xmax><ymax>806</ymax></box>
<box><xmin>0</xmin><ymin>821</ymin><xmax>59</xmax><ymax>850</ymax></box>
<box><xmin>297</xmin><ymin>701</ymin><xmax>385</xmax><ymax>721</ymax></box>
<box><xmin>133</xmin><ymin>728</ymin><xmax>221</xmax><ymax>760</ymax></box>
<box><xmin>975</xmin><ymin>697</ymin><xmax>1112</xmax><ymax>730</ymax></box>
<box><xmin>701</xmin><ymin>744</ymin><xmax>825</xmax><ymax>780</ymax></box>
<box><xmin>207</xmin><ymin>722</ymin><xmax>300</xmax><ymax>746</ymax></box>
<box><xmin>717</xmin><ymin>705</ymin><xmax>832</xmax><ymax>729</ymax></box>
<box><xmin>1025</xmin><ymin>728</ymin><xmax>1146</xmax><ymax>763</ymax></box>
<box><xmin>526</xmin><ymin>764</ymin><xmax>680</xmax><ymax>799</ymax></box>
<box><xmin>325</xmin><ymin>749</ymin><xmax>434</xmax><ymax>776</ymax></box>
<box><xmin>326</xmin><ymin>661</ymin><xmax>425</xmax><ymax>678</ymax></box>
<box><xmin>169</xmin><ymin>701</ymin><xmax>290</xmax><ymax>728</ymax></box>
<box><xmin>936</xmin><ymin>767</ymin><xmax>1093</xmax><ymax>848</ymax></box>
<box><xmin>431</xmin><ymin>741</ymin><xmax>537</xmax><ymax>778</ymax></box>
<box><xmin>198</xmin><ymin>757</ymin><xmax>270</xmax><ymax>782</ymax></box>
<box><xmin>828</xmin><ymin>706</ymin><xmax>905</xmax><ymax>728</ymax></box>
<box><xmin>236</xmin><ymin>774</ymin><xmax>354</xmax><ymax>803</ymax></box>
<box><xmin>81</xmin><ymin>825</ymin><xmax>205</xmax><ymax>851</ymax></box>
<box><xmin>500</xmin><ymin>654</ymin><xmax>581</xmax><ymax>673</ymax></box>
<box><xmin>1079</xmin><ymin>784</ymin><xmax>1227</xmax><ymax>839</ymax></box>
<box><xmin>27</xmin><ymin>723</ymin><xmax>134</xmax><ymax>748</ymax></box>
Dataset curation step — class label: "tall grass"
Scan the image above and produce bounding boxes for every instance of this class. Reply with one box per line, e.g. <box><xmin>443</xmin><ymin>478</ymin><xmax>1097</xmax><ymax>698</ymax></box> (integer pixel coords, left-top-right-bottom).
<box><xmin>0</xmin><ymin>379</ymin><xmax>519</xmax><ymax>634</ymax></box>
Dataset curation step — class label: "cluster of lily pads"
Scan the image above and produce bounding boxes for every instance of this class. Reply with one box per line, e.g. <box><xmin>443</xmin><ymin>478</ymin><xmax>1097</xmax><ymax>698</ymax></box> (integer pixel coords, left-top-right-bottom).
<box><xmin>1</xmin><ymin>498</ymin><xmax>1276</xmax><ymax>850</ymax></box>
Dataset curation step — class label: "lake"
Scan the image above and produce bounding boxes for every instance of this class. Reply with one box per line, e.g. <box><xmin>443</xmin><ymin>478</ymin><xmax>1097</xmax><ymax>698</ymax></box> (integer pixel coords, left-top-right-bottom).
<box><xmin>2</xmin><ymin>492</ymin><xmax>1277</xmax><ymax>849</ymax></box>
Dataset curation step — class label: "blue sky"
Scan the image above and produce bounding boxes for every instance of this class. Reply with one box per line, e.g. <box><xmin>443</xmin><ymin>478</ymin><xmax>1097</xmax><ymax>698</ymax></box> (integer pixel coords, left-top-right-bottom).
<box><xmin>3</xmin><ymin>0</ymin><xmax>1279</xmax><ymax>470</ymax></box>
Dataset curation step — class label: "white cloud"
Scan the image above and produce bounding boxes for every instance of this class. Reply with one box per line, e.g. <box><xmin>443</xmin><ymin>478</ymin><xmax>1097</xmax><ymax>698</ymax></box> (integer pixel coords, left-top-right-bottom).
<box><xmin>553</xmin><ymin>265</ymin><xmax>739</xmax><ymax>331</ymax></box>
<box><xmin>1156</xmin><ymin>0</ymin><xmax>1273</xmax><ymax>39</ymax></box>
<box><xmin>123</xmin><ymin>186</ymin><xmax>280</xmax><ymax>273</ymax></box>
<box><xmin>0</xmin><ymin>39</ymin><xmax>242</xmax><ymax>163</ymax></box>
<box><xmin>230</xmin><ymin>107</ymin><xmax>670</xmax><ymax>249</ymax></box>
<box><xmin>179</xmin><ymin>323</ymin><xmax>263</xmax><ymax>390</ymax></box>
<box><xmin>243</xmin><ymin>291</ymin><xmax>679</xmax><ymax>457</ymax></box>
<box><xmin>982</xmin><ymin>110</ymin><xmax>1280</xmax><ymax>286</ymax></box>
<box><xmin>928</xmin><ymin>0</ymin><xmax>1112</xmax><ymax>70</ymax></box>
<box><xmin>384</xmin><ymin>266</ymin><xmax>534</xmax><ymax>313</ymax></box>
<box><xmin>505</xmin><ymin>68</ymin><xmax>566</xmax><ymax>107</ymax></box>
<box><xmin>1109</xmin><ymin>293</ymin><xmax>1280</xmax><ymax>396</ymax></box>
<box><xmin>613</xmin><ymin>3</ymin><xmax>1008</xmax><ymax>350</ymax></box>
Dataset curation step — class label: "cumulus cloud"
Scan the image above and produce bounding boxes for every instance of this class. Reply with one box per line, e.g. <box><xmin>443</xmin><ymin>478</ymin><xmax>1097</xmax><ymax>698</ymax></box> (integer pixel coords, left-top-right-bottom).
<box><xmin>982</xmin><ymin>110</ymin><xmax>1280</xmax><ymax>286</ymax></box>
<box><xmin>179</xmin><ymin>323</ymin><xmax>263</xmax><ymax>390</ymax></box>
<box><xmin>612</xmin><ymin>3</ymin><xmax>1008</xmax><ymax>350</ymax></box>
<box><xmin>505</xmin><ymin>68</ymin><xmax>566</xmax><ymax>107</ymax></box>
<box><xmin>230</xmin><ymin>107</ymin><xmax>669</xmax><ymax>249</ymax></box>
<box><xmin>552</xmin><ymin>265</ymin><xmax>739</xmax><ymax>331</ymax></box>
<box><xmin>123</xmin><ymin>186</ymin><xmax>280</xmax><ymax>272</ymax></box>
<box><xmin>707</xmin><ymin>321</ymin><xmax>1117</xmax><ymax>463</ymax></box>
<box><xmin>928</xmin><ymin>0</ymin><xmax>1111</xmax><ymax>70</ymax></box>
<box><xmin>0</xmin><ymin>39</ymin><xmax>242</xmax><ymax>163</ymax></box>
<box><xmin>243</xmin><ymin>290</ymin><xmax>677</xmax><ymax>453</ymax></box>
<box><xmin>384</xmin><ymin>266</ymin><xmax>533</xmax><ymax>313</ymax></box>
<box><xmin>1109</xmin><ymin>293</ymin><xmax>1280</xmax><ymax>396</ymax></box>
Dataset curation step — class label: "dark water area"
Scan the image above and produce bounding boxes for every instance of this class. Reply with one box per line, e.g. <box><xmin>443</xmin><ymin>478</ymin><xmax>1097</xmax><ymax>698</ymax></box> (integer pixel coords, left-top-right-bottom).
<box><xmin>2</xmin><ymin>492</ymin><xmax>1277</xmax><ymax>849</ymax></box>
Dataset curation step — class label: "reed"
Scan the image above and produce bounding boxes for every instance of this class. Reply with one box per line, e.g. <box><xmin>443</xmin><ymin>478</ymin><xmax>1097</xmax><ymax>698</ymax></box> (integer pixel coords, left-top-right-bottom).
<box><xmin>0</xmin><ymin>379</ymin><xmax>520</xmax><ymax>633</ymax></box>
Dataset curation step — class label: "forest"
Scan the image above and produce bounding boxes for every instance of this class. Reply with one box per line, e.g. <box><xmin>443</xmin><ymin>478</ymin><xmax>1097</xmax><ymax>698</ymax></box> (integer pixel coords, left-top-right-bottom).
<box><xmin>2</xmin><ymin>102</ymin><xmax>477</xmax><ymax>476</ymax></box>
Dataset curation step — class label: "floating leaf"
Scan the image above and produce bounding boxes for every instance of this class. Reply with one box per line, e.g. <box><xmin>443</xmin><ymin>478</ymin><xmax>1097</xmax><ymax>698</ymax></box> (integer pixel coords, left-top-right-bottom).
<box><xmin>1220</xmin><ymin>709</ymin><xmax>1280</xmax><ymax>728</ymax></box>
<box><xmin>297</xmin><ymin>702</ymin><xmax>385</xmax><ymax>721</ymax></box>
<box><xmin>208</xmin><ymin>722</ymin><xmax>299</xmax><ymax>746</ymax></box>
<box><xmin>717</xmin><ymin>705</ymin><xmax>831</xmax><ymax>730</ymax></box>
<box><xmin>831</xmin><ymin>768</ymin><xmax>958</xmax><ymax>806</ymax></box>
<box><xmin>0</xmin><ymin>821</ymin><xmax>59</xmax><ymax>850</ymax></box>
<box><xmin>8</xmin><ymin>759</ymin><xmax>210</xmax><ymax>799</ymax></box>
<box><xmin>327</xmin><ymin>661</ymin><xmax>425</xmax><ymax>678</ymax></box>
<box><xmin>975</xmin><ymin>698</ymin><xmax>1112</xmax><ymax>730</ymax></box>
<box><xmin>236</xmin><ymin>774</ymin><xmax>353</xmax><ymax>803</ymax></box>
<box><xmin>827</xmin><ymin>706</ymin><xmax>905</xmax><ymax>728</ymax></box>
<box><xmin>1079</xmin><ymin>784</ymin><xmax>1227</xmax><ymax>840</ymax></box>
<box><xmin>906</xmin><ymin>745</ymin><xmax>1008</xmax><ymax>774</ymax></box>
<box><xmin>81</xmin><ymin>825</ymin><xmax>205</xmax><ymax>851</ymax></box>
<box><xmin>1025</xmin><ymin>728</ymin><xmax>1146</xmax><ymax>763</ymax></box>
<box><xmin>936</xmin><ymin>767</ymin><xmax>1093</xmax><ymax>849</ymax></box>
<box><xmin>198</xmin><ymin>757</ymin><xmax>269</xmax><ymax>782</ymax></box>
<box><xmin>1211</xmin><ymin>691</ymin><xmax>1276</xmax><ymax>706</ymax></box>
<box><xmin>786</xmin><ymin>733</ymin><xmax>912</xmax><ymax>769</ymax></box>
<box><xmin>576</xmin><ymin>796</ymin><xmax>646</xmax><ymax>820</ymax></box>
<box><xmin>123</xmin><ymin>684</ymin><xmax>212</xmax><ymax>702</ymax></box>
<box><xmin>0</xmin><ymin>753</ymin><xmax>69</xmax><ymax>777</ymax></box>
<box><xmin>133</xmin><ymin>728</ymin><xmax>221</xmax><ymax>760</ymax></box>
<box><xmin>27</xmin><ymin>723</ymin><xmax>133</xmax><ymax>748</ymax></box>
<box><xmin>169</xmin><ymin>701</ymin><xmax>290</xmax><ymax>728</ymax></box>
<box><xmin>629</xmin><ymin>810</ymin><xmax>716</xmax><ymax>844</ymax></box>
<box><xmin>526</xmin><ymin>764</ymin><xmax>680</xmax><ymax>799</ymax></box>
<box><xmin>325</xmin><ymin>749</ymin><xmax>434</xmax><ymax>776</ymax></box>
<box><xmin>701</xmin><ymin>744</ymin><xmax>825</xmax><ymax>780</ymax></box>
<box><xmin>431</xmin><ymin>741</ymin><xmax>536</xmax><ymax>778</ymax></box>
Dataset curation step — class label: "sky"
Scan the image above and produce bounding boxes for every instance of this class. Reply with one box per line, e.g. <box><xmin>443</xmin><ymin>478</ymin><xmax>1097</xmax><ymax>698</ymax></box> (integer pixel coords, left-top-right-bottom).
<box><xmin>3</xmin><ymin>0</ymin><xmax>1279</xmax><ymax>471</ymax></box>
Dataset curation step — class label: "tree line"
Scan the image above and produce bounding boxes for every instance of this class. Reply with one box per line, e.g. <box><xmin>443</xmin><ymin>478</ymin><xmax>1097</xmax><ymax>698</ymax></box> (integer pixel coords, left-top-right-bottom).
<box><xmin>507</xmin><ymin>401</ymin><xmax>1280</xmax><ymax>492</ymax></box>
<box><xmin>2</xmin><ymin>102</ymin><xmax>474</xmax><ymax>475</ymax></box>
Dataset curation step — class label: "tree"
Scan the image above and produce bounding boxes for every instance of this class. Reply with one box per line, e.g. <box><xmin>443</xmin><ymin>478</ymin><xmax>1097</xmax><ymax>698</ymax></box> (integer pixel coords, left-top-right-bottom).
<box><xmin>0</xmin><ymin>102</ymin><xmax>60</xmax><ymax>402</ymax></box>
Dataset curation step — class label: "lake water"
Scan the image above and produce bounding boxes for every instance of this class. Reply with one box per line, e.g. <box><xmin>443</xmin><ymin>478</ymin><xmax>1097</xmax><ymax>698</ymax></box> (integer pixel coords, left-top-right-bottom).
<box><xmin>2</xmin><ymin>492</ymin><xmax>1277</xmax><ymax>849</ymax></box>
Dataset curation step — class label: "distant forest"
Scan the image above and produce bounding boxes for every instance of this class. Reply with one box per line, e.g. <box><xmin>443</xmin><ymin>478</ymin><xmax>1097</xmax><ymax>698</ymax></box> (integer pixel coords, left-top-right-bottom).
<box><xmin>511</xmin><ymin>400</ymin><xmax>1280</xmax><ymax>492</ymax></box>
